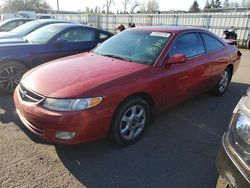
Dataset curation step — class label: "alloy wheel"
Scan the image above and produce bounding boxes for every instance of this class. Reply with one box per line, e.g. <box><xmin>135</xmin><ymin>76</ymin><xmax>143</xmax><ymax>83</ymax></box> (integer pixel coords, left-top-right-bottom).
<box><xmin>119</xmin><ymin>105</ymin><xmax>146</xmax><ymax>141</ymax></box>
<box><xmin>0</xmin><ymin>66</ymin><xmax>25</xmax><ymax>92</ymax></box>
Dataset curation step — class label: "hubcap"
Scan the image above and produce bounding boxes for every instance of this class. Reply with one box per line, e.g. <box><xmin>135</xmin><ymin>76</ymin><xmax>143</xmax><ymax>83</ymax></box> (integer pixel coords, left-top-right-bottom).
<box><xmin>119</xmin><ymin>105</ymin><xmax>146</xmax><ymax>140</ymax></box>
<box><xmin>218</xmin><ymin>71</ymin><xmax>229</xmax><ymax>93</ymax></box>
<box><xmin>0</xmin><ymin>66</ymin><xmax>24</xmax><ymax>92</ymax></box>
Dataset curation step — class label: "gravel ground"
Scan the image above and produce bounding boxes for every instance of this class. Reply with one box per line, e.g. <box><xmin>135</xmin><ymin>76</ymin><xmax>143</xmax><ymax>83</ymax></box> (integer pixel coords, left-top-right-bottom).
<box><xmin>0</xmin><ymin>49</ymin><xmax>249</xmax><ymax>188</ymax></box>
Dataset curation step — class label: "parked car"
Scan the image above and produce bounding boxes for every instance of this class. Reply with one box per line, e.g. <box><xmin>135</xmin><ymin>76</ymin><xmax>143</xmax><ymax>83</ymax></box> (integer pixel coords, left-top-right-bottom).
<box><xmin>216</xmin><ymin>87</ymin><xmax>250</xmax><ymax>188</ymax></box>
<box><xmin>37</xmin><ymin>15</ymin><xmax>55</xmax><ymax>19</ymax></box>
<box><xmin>0</xmin><ymin>18</ymin><xmax>34</xmax><ymax>32</ymax></box>
<box><xmin>0</xmin><ymin>23</ymin><xmax>113</xmax><ymax>93</ymax></box>
<box><xmin>16</xmin><ymin>11</ymin><xmax>36</xmax><ymax>19</ymax></box>
<box><xmin>14</xmin><ymin>26</ymin><xmax>241</xmax><ymax>145</ymax></box>
<box><xmin>0</xmin><ymin>19</ymin><xmax>71</xmax><ymax>39</ymax></box>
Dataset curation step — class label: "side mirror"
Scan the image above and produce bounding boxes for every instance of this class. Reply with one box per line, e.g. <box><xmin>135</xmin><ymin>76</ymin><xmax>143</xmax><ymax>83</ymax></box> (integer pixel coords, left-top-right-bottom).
<box><xmin>167</xmin><ymin>54</ymin><xmax>187</xmax><ymax>65</ymax></box>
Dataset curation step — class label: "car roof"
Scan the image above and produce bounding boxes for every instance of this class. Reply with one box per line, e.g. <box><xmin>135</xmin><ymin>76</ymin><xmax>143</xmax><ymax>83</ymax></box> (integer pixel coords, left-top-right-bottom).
<box><xmin>32</xmin><ymin>19</ymin><xmax>72</xmax><ymax>24</ymax></box>
<box><xmin>131</xmin><ymin>26</ymin><xmax>208</xmax><ymax>34</ymax></box>
<box><xmin>42</xmin><ymin>23</ymin><xmax>113</xmax><ymax>33</ymax></box>
<box><xmin>0</xmin><ymin>18</ymin><xmax>34</xmax><ymax>24</ymax></box>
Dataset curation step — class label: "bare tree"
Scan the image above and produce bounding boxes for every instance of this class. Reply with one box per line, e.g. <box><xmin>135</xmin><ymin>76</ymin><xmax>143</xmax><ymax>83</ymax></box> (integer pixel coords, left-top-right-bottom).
<box><xmin>130</xmin><ymin>0</ymin><xmax>140</xmax><ymax>13</ymax></box>
<box><xmin>146</xmin><ymin>0</ymin><xmax>159</xmax><ymax>12</ymax></box>
<box><xmin>122</xmin><ymin>0</ymin><xmax>131</xmax><ymax>13</ymax></box>
<box><xmin>223</xmin><ymin>0</ymin><xmax>230</xmax><ymax>7</ymax></box>
<box><xmin>139</xmin><ymin>0</ymin><xmax>147</xmax><ymax>12</ymax></box>
<box><xmin>229</xmin><ymin>1</ymin><xmax>240</xmax><ymax>7</ymax></box>
<box><xmin>103</xmin><ymin>0</ymin><xmax>114</xmax><ymax>14</ymax></box>
<box><xmin>2</xmin><ymin>0</ymin><xmax>50</xmax><ymax>13</ymax></box>
<box><xmin>241</xmin><ymin>0</ymin><xmax>250</xmax><ymax>7</ymax></box>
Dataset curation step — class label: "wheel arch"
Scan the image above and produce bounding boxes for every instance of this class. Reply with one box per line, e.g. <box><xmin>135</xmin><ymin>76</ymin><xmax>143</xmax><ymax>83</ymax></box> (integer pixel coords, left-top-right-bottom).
<box><xmin>0</xmin><ymin>58</ymin><xmax>28</xmax><ymax>69</ymax></box>
<box><xmin>108</xmin><ymin>92</ymin><xmax>155</xmax><ymax>132</ymax></box>
<box><xmin>226</xmin><ymin>64</ymin><xmax>233</xmax><ymax>81</ymax></box>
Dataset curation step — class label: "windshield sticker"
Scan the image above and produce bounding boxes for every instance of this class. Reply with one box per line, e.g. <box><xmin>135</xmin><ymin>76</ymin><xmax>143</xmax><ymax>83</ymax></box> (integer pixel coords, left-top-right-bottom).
<box><xmin>151</xmin><ymin>37</ymin><xmax>169</xmax><ymax>54</ymax></box>
<box><xmin>150</xmin><ymin>32</ymin><xmax>171</xmax><ymax>38</ymax></box>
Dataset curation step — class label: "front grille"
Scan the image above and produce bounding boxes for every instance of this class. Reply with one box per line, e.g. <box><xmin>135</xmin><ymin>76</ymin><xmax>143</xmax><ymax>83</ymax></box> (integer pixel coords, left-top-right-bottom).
<box><xmin>19</xmin><ymin>84</ymin><xmax>44</xmax><ymax>103</ymax></box>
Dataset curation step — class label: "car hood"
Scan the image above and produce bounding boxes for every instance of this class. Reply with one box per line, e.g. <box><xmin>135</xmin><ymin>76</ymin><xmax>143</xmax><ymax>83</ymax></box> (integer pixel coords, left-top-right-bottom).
<box><xmin>22</xmin><ymin>53</ymin><xmax>149</xmax><ymax>98</ymax></box>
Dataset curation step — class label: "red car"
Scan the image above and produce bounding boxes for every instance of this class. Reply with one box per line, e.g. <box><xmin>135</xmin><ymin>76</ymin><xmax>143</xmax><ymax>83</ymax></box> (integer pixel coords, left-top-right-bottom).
<box><xmin>14</xmin><ymin>27</ymin><xmax>242</xmax><ymax>145</ymax></box>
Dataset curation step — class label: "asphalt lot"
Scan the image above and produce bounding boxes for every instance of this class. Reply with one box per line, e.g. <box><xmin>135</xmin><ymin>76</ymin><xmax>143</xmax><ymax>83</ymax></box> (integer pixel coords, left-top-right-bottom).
<box><xmin>0</xmin><ymin>49</ymin><xmax>249</xmax><ymax>188</ymax></box>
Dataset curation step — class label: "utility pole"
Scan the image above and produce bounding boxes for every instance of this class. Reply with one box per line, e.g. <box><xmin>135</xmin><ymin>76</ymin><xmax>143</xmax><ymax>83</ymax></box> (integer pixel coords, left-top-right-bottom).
<box><xmin>57</xmin><ymin>0</ymin><xmax>59</xmax><ymax>13</ymax></box>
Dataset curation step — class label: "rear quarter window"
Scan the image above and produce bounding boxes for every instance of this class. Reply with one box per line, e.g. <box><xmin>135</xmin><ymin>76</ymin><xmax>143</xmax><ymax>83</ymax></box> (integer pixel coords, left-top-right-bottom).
<box><xmin>100</xmin><ymin>33</ymin><xmax>110</xmax><ymax>39</ymax></box>
<box><xmin>202</xmin><ymin>33</ymin><xmax>224</xmax><ymax>52</ymax></box>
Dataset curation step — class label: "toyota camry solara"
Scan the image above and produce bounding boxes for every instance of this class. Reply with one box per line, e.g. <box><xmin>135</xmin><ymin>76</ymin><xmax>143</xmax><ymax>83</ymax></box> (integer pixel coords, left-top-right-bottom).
<box><xmin>14</xmin><ymin>26</ymin><xmax>242</xmax><ymax>145</ymax></box>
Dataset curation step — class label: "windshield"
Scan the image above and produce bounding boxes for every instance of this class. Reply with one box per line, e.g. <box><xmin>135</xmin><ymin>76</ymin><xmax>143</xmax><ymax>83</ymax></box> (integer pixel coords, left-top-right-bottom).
<box><xmin>94</xmin><ymin>30</ymin><xmax>171</xmax><ymax>65</ymax></box>
<box><xmin>11</xmin><ymin>20</ymin><xmax>40</xmax><ymax>34</ymax></box>
<box><xmin>24</xmin><ymin>24</ymin><xmax>65</xmax><ymax>44</ymax></box>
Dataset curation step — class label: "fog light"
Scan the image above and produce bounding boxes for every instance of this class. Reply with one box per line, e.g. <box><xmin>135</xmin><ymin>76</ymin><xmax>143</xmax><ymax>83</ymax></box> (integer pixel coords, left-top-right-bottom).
<box><xmin>55</xmin><ymin>131</ymin><xmax>76</xmax><ymax>140</ymax></box>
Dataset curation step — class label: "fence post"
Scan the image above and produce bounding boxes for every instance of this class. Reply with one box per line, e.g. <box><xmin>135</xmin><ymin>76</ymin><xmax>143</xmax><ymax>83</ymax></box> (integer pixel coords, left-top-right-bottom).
<box><xmin>174</xmin><ymin>14</ymin><xmax>179</xmax><ymax>26</ymax></box>
<box><xmin>205</xmin><ymin>15</ymin><xmax>211</xmax><ymax>29</ymax></box>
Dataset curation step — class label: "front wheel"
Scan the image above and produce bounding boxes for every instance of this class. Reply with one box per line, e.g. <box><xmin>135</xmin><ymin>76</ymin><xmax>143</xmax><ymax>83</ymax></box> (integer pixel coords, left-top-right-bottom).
<box><xmin>109</xmin><ymin>97</ymin><xmax>151</xmax><ymax>146</ymax></box>
<box><xmin>0</xmin><ymin>61</ymin><xmax>28</xmax><ymax>94</ymax></box>
<box><xmin>212</xmin><ymin>68</ymin><xmax>231</xmax><ymax>96</ymax></box>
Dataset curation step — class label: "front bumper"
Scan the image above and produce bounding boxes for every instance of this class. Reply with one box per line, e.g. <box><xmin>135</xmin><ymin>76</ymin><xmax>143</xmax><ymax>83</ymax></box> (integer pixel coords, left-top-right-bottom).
<box><xmin>216</xmin><ymin>133</ymin><xmax>250</xmax><ymax>188</ymax></box>
<box><xmin>13</xmin><ymin>87</ymin><xmax>114</xmax><ymax>145</ymax></box>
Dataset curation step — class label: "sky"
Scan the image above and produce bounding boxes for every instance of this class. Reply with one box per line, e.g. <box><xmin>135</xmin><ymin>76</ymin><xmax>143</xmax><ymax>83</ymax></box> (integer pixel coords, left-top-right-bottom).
<box><xmin>0</xmin><ymin>0</ymin><xmax>208</xmax><ymax>12</ymax></box>
<box><xmin>48</xmin><ymin>0</ymin><xmax>207</xmax><ymax>12</ymax></box>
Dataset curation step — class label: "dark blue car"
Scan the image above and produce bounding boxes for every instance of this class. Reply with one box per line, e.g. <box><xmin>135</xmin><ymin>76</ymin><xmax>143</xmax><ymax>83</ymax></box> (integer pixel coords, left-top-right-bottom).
<box><xmin>0</xmin><ymin>23</ymin><xmax>113</xmax><ymax>93</ymax></box>
<box><xmin>0</xmin><ymin>19</ymin><xmax>71</xmax><ymax>39</ymax></box>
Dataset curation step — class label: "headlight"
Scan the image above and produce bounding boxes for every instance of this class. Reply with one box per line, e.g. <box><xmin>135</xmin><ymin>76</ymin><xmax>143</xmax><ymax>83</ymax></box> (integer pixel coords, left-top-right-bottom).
<box><xmin>235</xmin><ymin>96</ymin><xmax>250</xmax><ymax>145</ymax></box>
<box><xmin>235</xmin><ymin>112</ymin><xmax>250</xmax><ymax>145</ymax></box>
<box><xmin>43</xmin><ymin>97</ymin><xmax>102</xmax><ymax>111</ymax></box>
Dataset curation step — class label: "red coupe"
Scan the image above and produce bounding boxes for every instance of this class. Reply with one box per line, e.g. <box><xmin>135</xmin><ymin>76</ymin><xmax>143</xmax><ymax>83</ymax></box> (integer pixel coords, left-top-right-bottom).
<box><xmin>14</xmin><ymin>27</ymin><xmax>241</xmax><ymax>145</ymax></box>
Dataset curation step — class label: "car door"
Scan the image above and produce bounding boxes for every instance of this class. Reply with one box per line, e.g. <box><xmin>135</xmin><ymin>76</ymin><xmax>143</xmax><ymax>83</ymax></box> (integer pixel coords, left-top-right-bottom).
<box><xmin>32</xmin><ymin>27</ymin><xmax>99</xmax><ymax>64</ymax></box>
<box><xmin>51</xmin><ymin>27</ymin><xmax>98</xmax><ymax>57</ymax></box>
<box><xmin>201</xmin><ymin>33</ymin><xmax>230</xmax><ymax>86</ymax></box>
<box><xmin>162</xmin><ymin>32</ymin><xmax>212</xmax><ymax>106</ymax></box>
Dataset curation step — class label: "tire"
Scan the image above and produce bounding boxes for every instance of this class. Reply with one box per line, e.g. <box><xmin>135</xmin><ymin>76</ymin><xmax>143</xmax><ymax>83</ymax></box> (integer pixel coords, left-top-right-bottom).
<box><xmin>0</xmin><ymin>61</ymin><xmax>28</xmax><ymax>94</ymax></box>
<box><xmin>212</xmin><ymin>68</ymin><xmax>231</xmax><ymax>96</ymax></box>
<box><xmin>216</xmin><ymin>175</ymin><xmax>230</xmax><ymax>188</ymax></box>
<box><xmin>109</xmin><ymin>97</ymin><xmax>151</xmax><ymax>146</ymax></box>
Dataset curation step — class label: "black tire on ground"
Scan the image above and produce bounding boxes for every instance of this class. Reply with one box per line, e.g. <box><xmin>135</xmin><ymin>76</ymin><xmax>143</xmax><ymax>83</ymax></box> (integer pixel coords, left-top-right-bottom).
<box><xmin>109</xmin><ymin>97</ymin><xmax>151</xmax><ymax>146</ymax></box>
<box><xmin>212</xmin><ymin>67</ymin><xmax>231</xmax><ymax>96</ymax></box>
<box><xmin>0</xmin><ymin>61</ymin><xmax>28</xmax><ymax>94</ymax></box>
<box><xmin>216</xmin><ymin>175</ymin><xmax>230</xmax><ymax>188</ymax></box>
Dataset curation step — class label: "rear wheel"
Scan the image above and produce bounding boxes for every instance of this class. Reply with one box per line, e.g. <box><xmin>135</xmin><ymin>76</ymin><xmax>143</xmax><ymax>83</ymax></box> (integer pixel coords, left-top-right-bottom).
<box><xmin>0</xmin><ymin>61</ymin><xmax>27</xmax><ymax>94</ymax></box>
<box><xmin>109</xmin><ymin>97</ymin><xmax>150</xmax><ymax>146</ymax></box>
<box><xmin>212</xmin><ymin>68</ymin><xmax>231</xmax><ymax>96</ymax></box>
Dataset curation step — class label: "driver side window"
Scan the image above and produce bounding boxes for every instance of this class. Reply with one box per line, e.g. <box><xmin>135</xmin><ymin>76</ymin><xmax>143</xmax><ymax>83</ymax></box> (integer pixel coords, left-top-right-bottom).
<box><xmin>169</xmin><ymin>33</ymin><xmax>205</xmax><ymax>58</ymax></box>
<box><xmin>57</xmin><ymin>28</ymin><xmax>95</xmax><ymax>43</ymax></box>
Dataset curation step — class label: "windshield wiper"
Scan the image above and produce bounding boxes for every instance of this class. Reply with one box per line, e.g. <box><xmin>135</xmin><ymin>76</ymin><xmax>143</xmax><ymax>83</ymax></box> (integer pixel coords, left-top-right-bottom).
<box><xmin>101</xmin><ymin>54</ymin><xmax>134</xmax><ymax>62</ymax></box>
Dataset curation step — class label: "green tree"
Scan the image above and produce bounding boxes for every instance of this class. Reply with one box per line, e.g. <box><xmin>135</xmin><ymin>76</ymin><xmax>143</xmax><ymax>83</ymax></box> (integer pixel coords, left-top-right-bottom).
<box><xmin>189</xmin><ymin>0</ymin><xmax>200</xmax><ymax>12</ymax></box>
<box><xmin>215</xmin><ymin>0</ymin><xmax>222</xmax><ymax>7</ymax></box>
<box><xmin>204</xmin><ymin>0</ymin><xmax>211</xmax><ymax>9</ymax></box>
<box><xmin>2</xmin><ymin>0</ymin><xmax>50</xmax><ymax>13</ymax></box>
<box><xmin>211</xmin><ymin>0</ymin><xmax>215</xmax><ymax>7</ymax></box>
